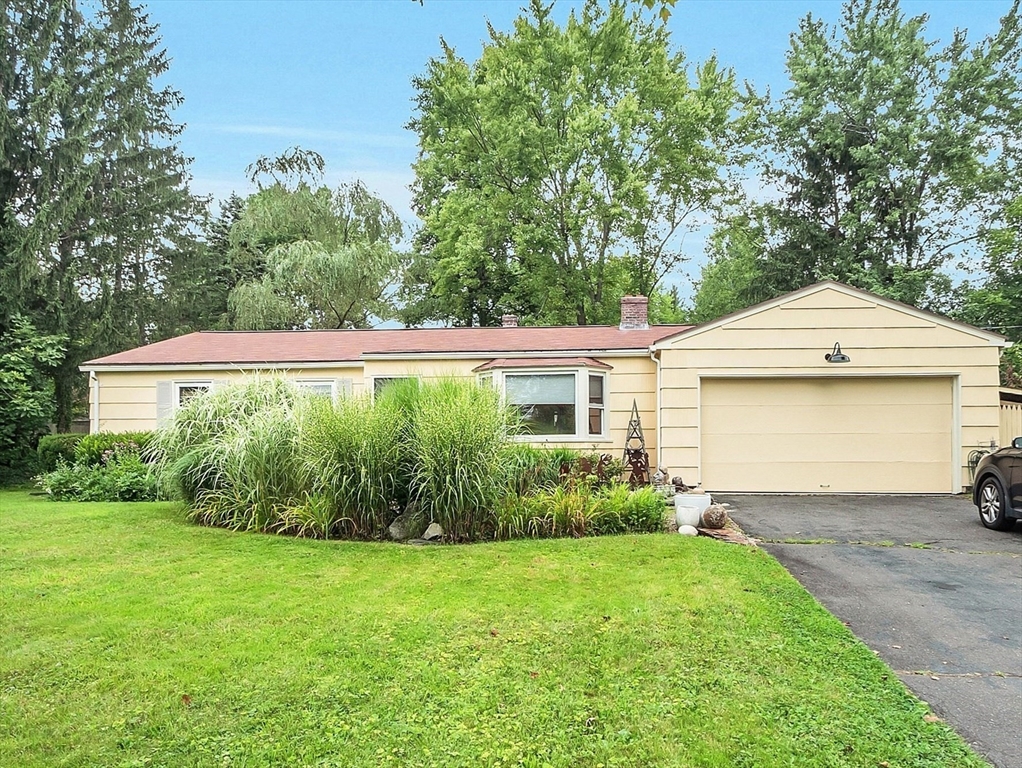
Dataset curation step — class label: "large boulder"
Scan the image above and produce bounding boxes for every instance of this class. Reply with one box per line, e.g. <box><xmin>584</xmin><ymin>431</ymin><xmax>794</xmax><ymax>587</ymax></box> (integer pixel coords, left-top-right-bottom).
<box><xmin>700</xmin><ymin>504</ymin><xmax>728</xmax><ymax>530</ymax></box>
<box><xmin>388</xmin><ymin>508</ymin><xmax>427</xmax><ymax>541</ymax></box>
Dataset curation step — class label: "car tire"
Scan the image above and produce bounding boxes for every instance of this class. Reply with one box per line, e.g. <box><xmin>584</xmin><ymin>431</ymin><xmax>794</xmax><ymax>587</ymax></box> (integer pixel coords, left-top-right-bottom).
<box><xmin>977</xmin><ymin>477</ymin><xmax>1014</xmax><ymax>531</ymax></box>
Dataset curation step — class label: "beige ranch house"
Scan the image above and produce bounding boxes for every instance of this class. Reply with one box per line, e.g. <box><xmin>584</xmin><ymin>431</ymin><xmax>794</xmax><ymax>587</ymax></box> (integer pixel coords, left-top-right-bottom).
<box><xmin>82</xmin><ymin>282</ymin><xmax>1010</xmax><ymax>495</ymax></box>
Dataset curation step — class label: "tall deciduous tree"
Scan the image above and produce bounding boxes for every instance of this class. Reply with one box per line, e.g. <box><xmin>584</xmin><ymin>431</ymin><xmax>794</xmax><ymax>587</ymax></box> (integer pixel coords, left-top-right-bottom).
<box><xmin>1</xmin><ymin>0</ymin><xmax>202</xmax><ymax>430</ymax></box>
<box><xmin>0</xmin><ymin>316</ymin><xmax>65</xmax><ymax>480</ymax></box>
<box><xmin>226</xmin><ymin>149</ymin><xmax>405</xmax><ymax>330</ymax></box>
<box><xmin>407</xmin><ymin>0</ymin><xmax>744</xmax><ymax>326</ymax></box>
<box><xmin>715</xmin><ymin>0</ymin><xmax>1021</xmax><ymax>311</ymax></box>
<box><xmin>956</xmin><ymin>196</ymin><xmax>1022</xmax><ymax>386</ymax></box>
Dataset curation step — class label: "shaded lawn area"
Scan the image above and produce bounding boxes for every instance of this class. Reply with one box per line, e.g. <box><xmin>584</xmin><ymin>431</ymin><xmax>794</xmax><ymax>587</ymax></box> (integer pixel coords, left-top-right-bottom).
<box><xmin>0</xmin><ymin>491</ymin><xmax>984</xmax><ymax>768</ymax></box>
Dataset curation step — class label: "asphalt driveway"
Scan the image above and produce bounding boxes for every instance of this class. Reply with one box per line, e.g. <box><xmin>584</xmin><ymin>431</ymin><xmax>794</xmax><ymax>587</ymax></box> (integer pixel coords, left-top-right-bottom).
<box><xmin>721</xmin><ymin>495</ymin><xmax>1022</xmax><ymax>768</ymax></box>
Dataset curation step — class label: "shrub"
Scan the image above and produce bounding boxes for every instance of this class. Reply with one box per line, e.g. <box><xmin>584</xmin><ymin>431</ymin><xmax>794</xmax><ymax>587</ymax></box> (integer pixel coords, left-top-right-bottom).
<box><xmin>74</xmin><ymin>432</ymin><xmax>154</xmax><ymax>467</ymax></box>
<box><xmin>37</xmin><ymin>454</ymin><xmax>157</xmax><ymax>502</ymax></box>
<box><xmin>0</xmin><ymin>316</ymin><xmax>65</xmax><ymax>482</ymax></box>
<box><xmin>37</xmin><ymin>434</ymin><xmax>85</xmax><ymax>473</ymax></box>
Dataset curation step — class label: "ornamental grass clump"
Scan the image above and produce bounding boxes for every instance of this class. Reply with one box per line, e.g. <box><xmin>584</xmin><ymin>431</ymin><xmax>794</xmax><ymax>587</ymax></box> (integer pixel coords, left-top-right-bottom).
<box><xmin>297</xmin><ymin>393</ymin><xmax>407</xmax><ymax>538</ymax></box>
<box><xmin>152</xmin><ymin>377</ymin><xmax>665</xmax><ymax>543</ymax></box>
<box><xmin>406</xmin><ymin>379</ymin><xmax>519</xmax><ymax>541</ymax></box>
<box><xmin>149</xmin><ymin>378</ymin><xmax>308</xmax><ymax>529</ymax></box>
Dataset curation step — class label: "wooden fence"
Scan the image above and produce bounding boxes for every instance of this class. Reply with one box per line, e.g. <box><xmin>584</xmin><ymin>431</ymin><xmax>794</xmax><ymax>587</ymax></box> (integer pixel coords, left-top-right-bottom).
<box><xmin>1001</xmin><ymin>391</ymin><xmax>1022</xmax><ymax>447</ymax></box>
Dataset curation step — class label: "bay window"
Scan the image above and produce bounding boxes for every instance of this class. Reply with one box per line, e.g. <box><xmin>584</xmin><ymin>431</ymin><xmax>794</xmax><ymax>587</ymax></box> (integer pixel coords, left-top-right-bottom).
<box><xmin>495</xmin><ymin>367</ymin><xmax>608</xmax><ymax>440</ymax></box>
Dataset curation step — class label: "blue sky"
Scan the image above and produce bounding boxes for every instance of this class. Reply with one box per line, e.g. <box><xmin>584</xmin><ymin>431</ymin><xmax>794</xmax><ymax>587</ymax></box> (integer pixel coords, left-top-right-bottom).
<box><xmin>147</xmin><ymin>0</ymin><xmax>1013</xmax><ymax>296</ymax></box>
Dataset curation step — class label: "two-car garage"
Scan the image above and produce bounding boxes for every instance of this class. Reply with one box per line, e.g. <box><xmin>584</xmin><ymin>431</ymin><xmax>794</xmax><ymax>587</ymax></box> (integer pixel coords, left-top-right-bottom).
<box><xmin>653</xmin><ymin>282</ymin><xmax>1006</xmax><ymax>495</ymax></box>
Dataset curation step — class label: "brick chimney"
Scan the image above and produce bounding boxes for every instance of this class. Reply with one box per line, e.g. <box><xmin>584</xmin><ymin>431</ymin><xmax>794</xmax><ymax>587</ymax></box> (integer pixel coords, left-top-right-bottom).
<box><xmin>619</xmin><ymin>295</ymin><xmax>649</xmax><ymax>330</ymax></box>
<box><xmin>501</xmin><ymin>314</ymin><xmax>519</xmax><ymax>328</ymax></box>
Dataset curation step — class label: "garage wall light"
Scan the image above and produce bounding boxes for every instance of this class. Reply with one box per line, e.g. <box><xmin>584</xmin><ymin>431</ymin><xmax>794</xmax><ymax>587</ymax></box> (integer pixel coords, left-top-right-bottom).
<box><xmin>825</xmin><ymin>342</ymin><xmax>851</xmax><ymax>363</ymax></box>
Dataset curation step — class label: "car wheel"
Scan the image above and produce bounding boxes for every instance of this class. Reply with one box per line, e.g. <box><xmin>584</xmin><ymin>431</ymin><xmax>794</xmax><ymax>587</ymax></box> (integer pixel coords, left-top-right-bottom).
<box><xmin>977</xmin><ymin>477</ymin><xmax>1014</xmax><ymax>531</ymax></box>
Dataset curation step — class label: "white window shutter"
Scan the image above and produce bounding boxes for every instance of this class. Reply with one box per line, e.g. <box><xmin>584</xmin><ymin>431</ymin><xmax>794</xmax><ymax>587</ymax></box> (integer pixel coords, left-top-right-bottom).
<box><xmin>156</xmin><ymin>381</ymin><xmax>173</xmax><ymax>427</ymax></box>
<box><xmin>335</xmin><ymin>378</ymin><xmax>353</xmax><ymax>398</ymax></box>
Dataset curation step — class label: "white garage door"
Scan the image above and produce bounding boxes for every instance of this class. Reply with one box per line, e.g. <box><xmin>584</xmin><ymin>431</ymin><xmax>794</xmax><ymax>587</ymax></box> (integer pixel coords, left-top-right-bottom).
<box><xmin>700</xmin><ymin>377</ymin><xmax>954</xmax><ymax>493</ymax></box>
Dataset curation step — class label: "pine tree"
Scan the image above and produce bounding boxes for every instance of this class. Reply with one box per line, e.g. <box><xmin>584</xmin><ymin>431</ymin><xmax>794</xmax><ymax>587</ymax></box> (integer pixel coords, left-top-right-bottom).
<box><xmin>1</xmin><ymin>0</ymin><xmax>202</xmax><ymax>430</ymax></box>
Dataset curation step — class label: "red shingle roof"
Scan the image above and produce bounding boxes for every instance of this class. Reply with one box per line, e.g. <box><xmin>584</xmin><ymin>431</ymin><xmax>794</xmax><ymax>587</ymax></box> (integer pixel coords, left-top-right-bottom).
<box><xmin>82</xmin><ymin>325</ymin><xmax>691</xmax><ymax>367</ymax></box>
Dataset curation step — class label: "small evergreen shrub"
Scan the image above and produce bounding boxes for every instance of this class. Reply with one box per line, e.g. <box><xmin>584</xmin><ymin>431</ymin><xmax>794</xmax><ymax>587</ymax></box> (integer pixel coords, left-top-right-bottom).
<box><xmin>37</xmin><ymin>434</ymin><xmax>85</xmax><ymax>473</ymax></box>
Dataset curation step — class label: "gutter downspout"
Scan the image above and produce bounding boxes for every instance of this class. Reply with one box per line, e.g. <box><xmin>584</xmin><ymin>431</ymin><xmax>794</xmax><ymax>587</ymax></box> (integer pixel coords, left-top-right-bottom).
<box><xmin>89</xmin><ymin>370</ymin><xmax>99</xmax><ymax>434</ymax></box>
<box><xmin>649</xmin><ymin>346</ymin><xmax>661</xmax><ymax>469</ymax></box>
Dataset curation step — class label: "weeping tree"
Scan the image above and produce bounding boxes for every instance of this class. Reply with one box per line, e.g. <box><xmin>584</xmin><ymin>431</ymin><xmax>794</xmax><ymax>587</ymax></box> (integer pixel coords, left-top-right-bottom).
<box><xmin>226</xmin><ymin>149</ymin><xmax>405</xmax><ymax>330</ymax></box>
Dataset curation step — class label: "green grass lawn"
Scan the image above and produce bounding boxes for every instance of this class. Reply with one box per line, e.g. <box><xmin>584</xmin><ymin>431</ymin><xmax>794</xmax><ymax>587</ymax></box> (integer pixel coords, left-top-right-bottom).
<box><xmin>0</xmin><ymin>491</ymin><xmax>984</xmax><ymax>768</ymax></box>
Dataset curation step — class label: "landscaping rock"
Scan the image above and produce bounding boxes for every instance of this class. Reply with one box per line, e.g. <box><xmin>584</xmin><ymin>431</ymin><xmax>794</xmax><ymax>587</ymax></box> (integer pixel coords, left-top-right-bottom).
<box><xmin>422</xmin><ymin>522</ymin><xmax>444</xmax><ymax>541</ymax></box>
<box><xmin>700</xmin><ymin>504</ymin><xmax>729</xmax><ymax>530</ymax></box>
<box><xmin>388</xmin><ymin>511</ymin><xmax>426</xmax><ymax>541</ymax></box>
<box><xmin>697</xmin><ymin>526</ymin><xmax>757</xmax><ymax>546</ymax></box>
<box><xmin>678</xmin><ymin>525</ymin><xmax>698</xmax><ymax>536</ymax></box>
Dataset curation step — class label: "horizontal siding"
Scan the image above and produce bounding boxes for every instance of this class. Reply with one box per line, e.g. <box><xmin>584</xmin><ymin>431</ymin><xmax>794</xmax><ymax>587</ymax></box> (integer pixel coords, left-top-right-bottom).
<box><xmin>679</xmin><ymin>327</ymin><xmax>987</xmax><ymax>350</ymax></box>
<box><xmin>93</xmin><ymin>355</ymin><xmax>658</xmax><ymax>462</ymax></box>
<box><xmin>658</xmin><ymin>291</ymin><xmax>1002</xmax><ymax>491</ymax></box>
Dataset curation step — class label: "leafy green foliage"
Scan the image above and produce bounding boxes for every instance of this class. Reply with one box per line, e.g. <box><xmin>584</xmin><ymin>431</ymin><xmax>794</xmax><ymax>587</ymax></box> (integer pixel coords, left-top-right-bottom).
<box><xmin>151</xmin><ymin>378</ymin><xmax>664</xmax><ymax>542</ymax></box>
<box><xmin>35</xmin><ymin>454</ymin><xmax>157</xmax><ymax>502</ymax></box>
<box><xmin>407</xmin><ymin>0</ymin><xmax>745</xmax><ymax>326</ymax></box>
<box><xmin>35</xmin><ymin>433</ymin><xmax>85</xmax><ymax>474</ymax></box>
<box><xmin>496</xmin><ymin>482</ymin><xmax>665</xmax><ymax>539</ymax></box>
<box><xmin>1</xmin><ymin>0</ymin><xmax>203</xmax><ymax>430</ymax></box>
<box><xmin>1</xmin><ymin>490</ymin><xmax>987</xmax><ymax>766</ymax></box>
<box><xmin>225</xmin><ymin>149</ymin><xmax>405</xmax><ymax>330</ymax></box>
<box><xmin>955</xmin><ymin>196</ymin><xmax>1022</xmax><ymax>386</ymax></box>
<box><xmin>73</xmin><ymin>431</ymin><xmax>154</xmax><ymax>467</ymax></box>
<box><xmin>697</xmin><ymin>0</ymin><xmax>1022</xmax><ymax>315</ymax></box>
<box><xmin>36</xmin><ymin>431</ymin><xmax>158</xmax><ymax>501</ymax></box>
<box><xmin>692</xmin><ymin>211</ymin><xmax>774</xmax><ymax>322</ymax></box>
<box><xmin>0</xmin><ymin>317</ymin><xmax>65</xmax><ymax>481</ymax></box>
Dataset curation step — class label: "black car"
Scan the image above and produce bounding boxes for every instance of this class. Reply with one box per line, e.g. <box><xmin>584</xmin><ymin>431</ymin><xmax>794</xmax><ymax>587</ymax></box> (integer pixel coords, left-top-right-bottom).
<box><xmin>973</xmin><ymin>437</ymin><xmax>1022</xmax><ymax>530</ymax></box>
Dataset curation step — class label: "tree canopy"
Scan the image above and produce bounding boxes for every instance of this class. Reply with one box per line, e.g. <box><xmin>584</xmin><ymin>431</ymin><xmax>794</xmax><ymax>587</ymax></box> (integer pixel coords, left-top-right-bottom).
<box><xmin>406</xmin><ymin>0</ymin><xmax>745</xmax><ymax>326</ymax></box>
<box><xmin>695</xmin><ymin>0</ymin><xmax>1021</xmax><ymax>317</ymax></box>
<box><xmin>1</xmin><ymin>0</ymin><xmax>203</xmax><ymax>429</ymax></box>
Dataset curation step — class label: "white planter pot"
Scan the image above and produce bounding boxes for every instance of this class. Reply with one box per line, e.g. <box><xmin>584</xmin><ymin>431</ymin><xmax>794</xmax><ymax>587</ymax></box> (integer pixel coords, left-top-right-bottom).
<box><xmin>674</xmin><ymin>493</ymin><xmax>712</xmax><ymax>528</ymax></box>
<box><xmin>675</xmin><ymin>505</ymin><xmax>701</xmax><ymax>529</ymax></box>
